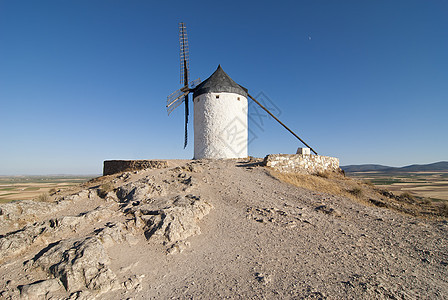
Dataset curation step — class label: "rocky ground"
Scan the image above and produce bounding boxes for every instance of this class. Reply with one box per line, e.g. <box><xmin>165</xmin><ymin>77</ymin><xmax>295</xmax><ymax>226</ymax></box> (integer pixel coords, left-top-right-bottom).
<box><xmin>0</xmin><ymin>158</ymin><xmax>447</xmax><ymax>299</ymax></box>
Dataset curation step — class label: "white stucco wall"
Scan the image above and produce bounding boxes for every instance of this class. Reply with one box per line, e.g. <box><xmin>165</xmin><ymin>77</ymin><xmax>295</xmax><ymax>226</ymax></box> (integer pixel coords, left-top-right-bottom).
<box><xmin>193</xmin><ymin>92</ymin><xmax>248</xmax><ymax>159</ymax></box>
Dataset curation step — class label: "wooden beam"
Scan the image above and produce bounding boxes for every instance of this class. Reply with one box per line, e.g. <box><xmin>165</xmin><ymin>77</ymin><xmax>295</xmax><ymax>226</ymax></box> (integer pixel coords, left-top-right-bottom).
<box><xmin>247</xmin><ymin>93</ymin><xmax>318</xmax><ymax>155</ymax></box>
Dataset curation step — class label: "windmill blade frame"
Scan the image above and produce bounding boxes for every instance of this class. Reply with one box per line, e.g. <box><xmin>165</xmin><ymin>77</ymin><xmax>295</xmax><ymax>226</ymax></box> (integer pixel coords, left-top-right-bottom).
<box><xmin>165</xmin><ymin>22</ymin><xmax>195</xmax><ymax>148</ymax></box>
<box><xmin>167</xmin><ymin>87</ymin><xmax>188</xmax><ymax>107</ymax></box>
<box><xmin>189</xmin><ymin>78</ymin><xmax>201</xmax><ymax>89</ymax></box>
<box><xmin>179</xmin><ymin>22</ymin><xmax>190</xmax><ymax>86</ymax></box>
<box><xmin>167</xmin><ymin>94</ymin><xmax>187</xmax><ymax>115</ymax></box>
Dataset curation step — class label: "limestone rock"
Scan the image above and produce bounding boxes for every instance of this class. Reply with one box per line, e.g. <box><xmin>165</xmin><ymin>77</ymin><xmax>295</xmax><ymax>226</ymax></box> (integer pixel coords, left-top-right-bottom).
<box><xmin>32</xmin><ymin>236</ymin><xmax>118</xmax><ymax>294</ymax></box>
<box><xmin>96</xmin><ymin>222</ymin><xmax>134</xmax><ymax>247</ymax></box>
<box><xmin>122</xmin><ymin>274</ymin><xmax>145</xmax><ymax>290</ymax></box>
<box><xmin>166</xmin><ymin>240</ymin><xmax>191</xmax><ymax>255</ymax></box>
<box><xmin>0</xmin><ymin>220</ymin><xmax>54</xmax><ymax>263</ymax></box>
<box><xmin>116</xmin><ymin>179</ymin><xmax>156</xmax><ymax>203</ymax></box>
<box><xmin>67</xmin><ymin>290</ymin><xmax>93</xmax><ymax>300</ymax></box>
<box><xmin>178</xmin><ymin>162</ymin><xmax>204</xmax><ymax>173</ymax></box>
<box><xmin>315</xmin><ymin>205</ymin><xmax>342</xmax><ymax>217</ymax></box>
<box><xmin>0</xmin><ymin>200</ymin><xmax>58</xmax><ymax>233</ymax></box>
<box><xmin>19</xmin><ymin>278</ymin><xmax>63</xmax><ymax>298</ymax></box>
<box><xmin>61</xmin><ymin>190</ymin><xmax>90</xmax><ymax>203</ymax></box>
<box><xmin>0</xmin><ymin>206</ymin><xmax>115</xmax><ymax>263</ymax></box>
<box><xmin>0</xmin><ymin>190</ymin><xmax>96</xmax><ymax>235</ymax></box>
<box><xmin>141</xmin><ymin>194</ymin><xmax>212</xmax><ymax>243</ymax></box>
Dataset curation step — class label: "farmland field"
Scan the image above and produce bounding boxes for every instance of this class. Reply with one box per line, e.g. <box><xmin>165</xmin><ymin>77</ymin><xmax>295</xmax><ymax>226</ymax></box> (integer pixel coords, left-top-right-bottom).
<box><xmin>347</xmin><ymin>171</ymin><xmax>448</xmax><ymax>201</ymax></box>
<box><xmin>0</xmin><ymin>175</ymin><xmax>97</xmax><ymax>203</ymax></box>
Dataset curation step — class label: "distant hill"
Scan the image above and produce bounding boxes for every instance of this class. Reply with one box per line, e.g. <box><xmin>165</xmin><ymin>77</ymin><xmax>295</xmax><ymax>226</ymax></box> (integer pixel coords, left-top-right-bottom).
<box><xmin>341</xmin><ymin>161</ymin><xmax>448</xmax><ymax>173</ymax></box>
<box><xmin>398</xmin><ymin>161</ymin><xmax>448</xmax><ymax>172</ymax></box>
<box><xmin>340</xmin><ymin>164</ymin><xmax>392</xmax><ymax>172</ymax></box>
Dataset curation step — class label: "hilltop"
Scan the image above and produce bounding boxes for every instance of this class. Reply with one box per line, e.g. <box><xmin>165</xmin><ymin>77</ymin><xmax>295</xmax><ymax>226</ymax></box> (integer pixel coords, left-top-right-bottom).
<box><xmin>0</xmin><ymin>159</ymin><xmax>447</xmax><ymax>299</ymax></box>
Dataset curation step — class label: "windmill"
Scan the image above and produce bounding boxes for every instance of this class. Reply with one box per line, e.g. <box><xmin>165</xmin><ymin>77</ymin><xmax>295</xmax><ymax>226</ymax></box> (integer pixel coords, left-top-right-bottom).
<box><xmin>166</xmin><ymin>22</ymin><xmax>200</xmax><ymax>148</ymax></box>
<box><xmin>167</xmin><ymin>22</ymin><xmax>317</xmax><ymax>158</ymax></box>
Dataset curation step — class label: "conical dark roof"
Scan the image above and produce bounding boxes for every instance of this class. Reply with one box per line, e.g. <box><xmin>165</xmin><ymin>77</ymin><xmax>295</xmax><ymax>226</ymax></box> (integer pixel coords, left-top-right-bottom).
<box><xmin>193</xmin><ymin>65</ymin><xmax>248</xmax><ymax>98</ymax></box>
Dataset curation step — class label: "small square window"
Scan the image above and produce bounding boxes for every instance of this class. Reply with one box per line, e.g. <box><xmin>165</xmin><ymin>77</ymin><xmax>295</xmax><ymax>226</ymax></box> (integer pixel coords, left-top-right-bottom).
<box><xmin>216</xmin><ymin>95</ymin><xmax>219</xmax><ymax>99</ymax></box>
<box><xmin>237</xmin><ymin>97</ymin><xmax>240</xmax><ymax>101</ymax></box>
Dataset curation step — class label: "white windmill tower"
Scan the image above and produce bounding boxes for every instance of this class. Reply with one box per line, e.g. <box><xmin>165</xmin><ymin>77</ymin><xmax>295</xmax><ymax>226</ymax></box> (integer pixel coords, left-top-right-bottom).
<box><xmin>166</xmin><ymin>23</ymin><xmax>318</xmax><ymax>159</ymax></box>
<box><xmin>192</xmin><ymin>65</ymin><xmax>249</xmax><ymax>159</ymax></box>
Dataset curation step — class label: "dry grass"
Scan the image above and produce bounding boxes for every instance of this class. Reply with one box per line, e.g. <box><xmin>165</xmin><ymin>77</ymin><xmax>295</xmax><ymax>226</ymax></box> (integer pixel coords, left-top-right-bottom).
<box><xmin>270</xmin><ymin>169</ymin><xmax>448</xmax><ymax>220</ymax></box>
<box><xmin>270</xmin><ymin>170</ymin><xmax>361</xmax><ymax>199</ymax></box>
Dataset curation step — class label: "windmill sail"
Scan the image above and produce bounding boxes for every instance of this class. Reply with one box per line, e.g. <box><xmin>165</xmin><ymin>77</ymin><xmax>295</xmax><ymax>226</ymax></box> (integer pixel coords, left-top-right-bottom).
<box><xmin>166</xmin><ymin>22</ymin><xmax>200</xmax><ymax>148</ymax></box>
<box><xmin>167</xmin><ymin>88</ymin><xmax>188</xmax><ymax>115</ymax></box>
<box><xmin>189</xmin><ymin>78</ymin><xmax>201</xmax><ymax>89</ymax></box>
<box><xmin>180</xmin><ymin>22</ymin><xmax>190</xmax><ymax>148</ymax></box>
<box><xmin>179</xmin><ymin>22</ymin><xmax>190</xmax><ymax>86</ymax></box>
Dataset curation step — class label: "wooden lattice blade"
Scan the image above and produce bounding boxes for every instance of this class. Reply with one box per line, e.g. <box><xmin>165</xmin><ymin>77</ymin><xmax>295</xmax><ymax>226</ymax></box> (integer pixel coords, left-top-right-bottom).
<box><xmin>167</xmin><ymin>96</ymin><xmax>185</xmax><ymax>115</ymax></box>
<box><xmin>167</xmin><ymin>89</ymin><xmax>188</xmax><ymax>115</ymax></box>
<box><xmin>190</xmin><ymin>78</ymin><xmax>201</xmax><ymax>89</ymax></box>
<box><xmin>167</xmin><ymin>88</ymin><xmax>187</xmax><ymax>106</ymax></box>
<box><xmin>179</xmin><ymin>22</ymin><xmax>190</xmax><ymax>86</ymax></box>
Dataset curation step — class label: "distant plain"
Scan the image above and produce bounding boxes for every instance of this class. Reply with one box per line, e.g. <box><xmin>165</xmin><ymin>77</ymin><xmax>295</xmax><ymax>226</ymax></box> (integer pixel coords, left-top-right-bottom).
<box><xmin>347</xmin><ymin>171</ymin><xmax>448</xmax><ymax>201</ymax></box>
<box><xmin>0</xmin><ymin>176</ymin><xmax>96</xmax><ymax>203</ymax></box>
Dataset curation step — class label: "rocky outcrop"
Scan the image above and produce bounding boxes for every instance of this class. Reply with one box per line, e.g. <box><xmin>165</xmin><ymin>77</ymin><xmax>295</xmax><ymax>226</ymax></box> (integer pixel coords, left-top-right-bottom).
<box><xmin>0</xmin><ymin>190</ymin><xmax>96</xmax><ymax>235</ymax></box>
<box><xmin>0</xmin><ymin>200</ymin><xmax>58</xmax><ymax>234</ymax></box>
<box><xmin>116</xmin><ymin>178</ymin><xmax>159</xmax><ymax>203</ymax></box>
<box><xmin>0</xmin><ymin>206</ymin><xmax>115</xmax><ymax>263</ymax></box>
<box><xmin>0</xmin><ymin>162</ymin><xmax>213</xmax><ymax>299</ymax></box>
<box><xmin>19</xmin><ymin>278</ymin><xmax>64</xmax><ymax>299</ymax></box>
<box><xmin>137</xmin><ymin>194</ymin><xmax>212</xmax><ymax>243</ymax></box>
<box><xmin>31</xmin><ymin>236</ymin><xmax>119</xmax><ymax>294</ymax></box>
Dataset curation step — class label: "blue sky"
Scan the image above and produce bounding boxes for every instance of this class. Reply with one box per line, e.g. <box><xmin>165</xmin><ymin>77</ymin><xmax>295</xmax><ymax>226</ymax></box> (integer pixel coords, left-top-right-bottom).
<box><xmin>0</xmin><ymin>0</ymin><xmax>447</xmax><ymax>175</ymax></box>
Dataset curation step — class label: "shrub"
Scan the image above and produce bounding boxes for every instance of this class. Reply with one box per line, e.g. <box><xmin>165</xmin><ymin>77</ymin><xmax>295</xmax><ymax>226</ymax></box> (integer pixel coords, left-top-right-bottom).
<box><xmin>314</xmin><ymin>172</ymin><xmax>329</xmax><ymax>179</ymax></box>
<box><xmin>98</xmin><ymin>182</ymin><xmax>114</xmax><ymax>198</ymax></box>
<box><xmin>36</xmin><ymin>192</ymin><xmax>50</xmax><ymax>202</ymax></box>
<box><xmin>362</xmin><ymin>180</ymin><xmax>374</xmax><ymax>187</ymax></box>
<box><xmin>401</xmin><ymin>192</ymin><xmax>413</xmax><ymax>198</ymax></box>
<box><xmin>421</xmin><ymin>197</ymin><xmax>432</xmax><ymax>205</ymax></box>
<box><xmin>400</xmin><ymin>192</ymin><xmax>415</xmax><ymax>202</ymax></box>
<box><xmin>349</xmin><ymin>187</ymin><xmax>363</xmax><ymax>198</ymax></box>
<box><xmin>439</xmin><ymin>202</ymin><xmax>448</xmax><ymax>217</ymax></box>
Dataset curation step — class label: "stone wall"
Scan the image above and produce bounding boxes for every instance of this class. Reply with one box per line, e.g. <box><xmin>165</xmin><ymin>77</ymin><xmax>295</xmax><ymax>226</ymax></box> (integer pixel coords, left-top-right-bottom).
<box><xmin>103</xmin><ymin>160</ymin><xmax>168</xmax><ymax>176</ymax></box>
<box><xmin>263</xmin><ymin>154</ymin><xmax>340</xmax><ymax>174</ymax></box>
